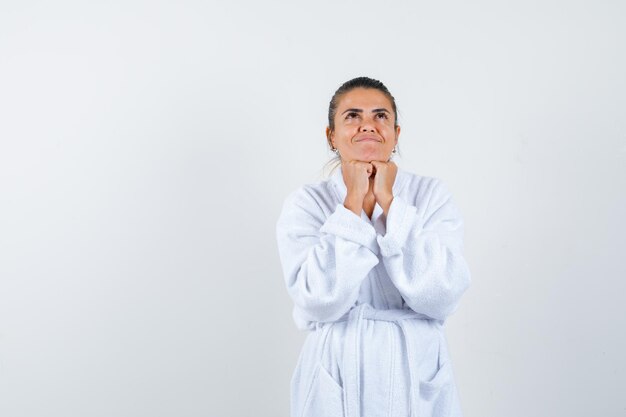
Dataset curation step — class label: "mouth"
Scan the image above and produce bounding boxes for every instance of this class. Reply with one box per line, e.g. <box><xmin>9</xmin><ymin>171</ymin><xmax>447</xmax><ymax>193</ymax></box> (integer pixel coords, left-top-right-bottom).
<box><xmin>355</xmin><ymin>136</ymin><xmax>382</xmax><ymax>142</ymax></box>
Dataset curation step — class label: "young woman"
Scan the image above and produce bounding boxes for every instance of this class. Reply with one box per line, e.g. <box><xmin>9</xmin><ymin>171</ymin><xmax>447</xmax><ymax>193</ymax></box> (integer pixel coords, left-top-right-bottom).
<box><xmin>276</xmin><ymin>76</ymin><xmax>471</xmax><ymax>417</ymax></box>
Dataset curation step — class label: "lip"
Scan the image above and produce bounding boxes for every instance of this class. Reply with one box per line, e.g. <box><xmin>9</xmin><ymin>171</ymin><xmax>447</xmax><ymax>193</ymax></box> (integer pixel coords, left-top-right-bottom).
<box><xmin>355</xmin><ymin>136</ymin><xmax>382</xmax><ymax>142</ymax></box>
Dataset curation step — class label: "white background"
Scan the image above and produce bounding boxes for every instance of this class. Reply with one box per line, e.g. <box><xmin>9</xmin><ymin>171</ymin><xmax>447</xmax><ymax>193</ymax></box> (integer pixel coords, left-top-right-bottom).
<box><xmin>1</xmin><ymin>1</ymin><xmax>625</xmax><ymax>416</ymax></box>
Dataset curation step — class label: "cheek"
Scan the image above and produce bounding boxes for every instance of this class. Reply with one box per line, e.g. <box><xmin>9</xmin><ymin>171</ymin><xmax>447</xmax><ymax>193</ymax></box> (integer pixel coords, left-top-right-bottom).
<box><xmin>337</xmin><ymin>127</ymin><xmax>357</xmax><ymax>139</ymax></box>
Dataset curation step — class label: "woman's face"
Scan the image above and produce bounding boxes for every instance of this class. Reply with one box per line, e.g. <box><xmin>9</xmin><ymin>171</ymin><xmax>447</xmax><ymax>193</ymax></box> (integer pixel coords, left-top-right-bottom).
<box><xmin>327</xmin><ymin>87</ymin><xmax>400</xmax><ymax>162</ymax></box>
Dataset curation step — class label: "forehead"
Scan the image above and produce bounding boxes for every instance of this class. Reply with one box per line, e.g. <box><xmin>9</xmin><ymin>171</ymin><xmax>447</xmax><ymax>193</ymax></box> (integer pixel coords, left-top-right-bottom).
<box><xmin>337</xmin><ymin>88</ymin><xmax>392</xmax><ymax>110</ymax></box>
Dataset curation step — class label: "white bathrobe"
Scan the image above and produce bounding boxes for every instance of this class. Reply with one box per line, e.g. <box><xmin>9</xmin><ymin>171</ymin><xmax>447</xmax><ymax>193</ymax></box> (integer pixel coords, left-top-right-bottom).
<box><xmin>275</xmin><ymin>164</ymin><xmax>471</xmax><ymax>417</ymax></box>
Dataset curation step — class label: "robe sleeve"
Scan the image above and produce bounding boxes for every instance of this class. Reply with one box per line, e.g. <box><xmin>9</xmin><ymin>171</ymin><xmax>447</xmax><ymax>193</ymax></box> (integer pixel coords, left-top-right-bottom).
<box><xmin>276</xmin><ymin>187</ymin><xmax>380</xmax><ymax>324</ymax></box>
<box><xmin>375</xmin><ymin>178</ymin><xmax>471</xmax><ymax>322</ymax></box>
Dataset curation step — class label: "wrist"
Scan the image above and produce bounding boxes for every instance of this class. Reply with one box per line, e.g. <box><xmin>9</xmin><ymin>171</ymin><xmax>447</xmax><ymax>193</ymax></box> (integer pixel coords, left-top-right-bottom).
<box><xmin>378</xmin><ymin>194</ymin><xmax>393</xmax><ymax>215</ymax></box>
<box><xmin>377</xmin><ymin>193</ymin><xmax>393</xmax><ymax>206</ymax></box>
<box><xmin>344</xmin><ymin>193</ymin><xmax>364</xmax><ymax>216</ymax></box>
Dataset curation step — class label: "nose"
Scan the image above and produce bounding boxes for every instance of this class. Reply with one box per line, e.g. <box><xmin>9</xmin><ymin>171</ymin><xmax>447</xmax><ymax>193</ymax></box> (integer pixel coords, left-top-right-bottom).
<box><xmin>359</xmin><ymin>124</ymin><xmax>375</xmax><ymax>133</ymax></box>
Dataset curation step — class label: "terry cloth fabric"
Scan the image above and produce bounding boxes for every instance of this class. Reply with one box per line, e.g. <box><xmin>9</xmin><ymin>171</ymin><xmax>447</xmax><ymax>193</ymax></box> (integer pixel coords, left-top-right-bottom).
<box><xmin>276</xmin><ymin>164</ymin><xmax>471</xmax><ymax>417</ymax></box>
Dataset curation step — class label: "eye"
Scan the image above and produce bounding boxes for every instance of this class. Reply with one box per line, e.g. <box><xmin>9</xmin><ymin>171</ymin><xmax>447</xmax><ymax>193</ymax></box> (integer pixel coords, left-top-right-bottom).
<box><xmin>376</xmin><ymin>113</ymin><xmax>388</xmax><ymax>119</ymax></box>
<box><xmin>346</xmin><ymin>112</ymin><xmax>359</xmax><ymax>119</ymax></box>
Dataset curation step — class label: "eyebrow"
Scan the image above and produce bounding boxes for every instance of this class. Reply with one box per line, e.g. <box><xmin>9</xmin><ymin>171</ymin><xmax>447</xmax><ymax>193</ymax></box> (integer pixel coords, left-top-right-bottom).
<box><xmin>341</xmin><ymin>108</ymin><xmax>391</xmax><ymax>115</ymax></box>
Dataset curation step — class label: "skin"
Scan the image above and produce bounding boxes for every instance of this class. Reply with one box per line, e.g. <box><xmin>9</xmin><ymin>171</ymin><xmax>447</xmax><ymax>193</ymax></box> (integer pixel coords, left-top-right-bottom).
<box><xmin>326</xmin><ymin>88</ymin><xmax>400</xmax><ymax>219</ymax></box>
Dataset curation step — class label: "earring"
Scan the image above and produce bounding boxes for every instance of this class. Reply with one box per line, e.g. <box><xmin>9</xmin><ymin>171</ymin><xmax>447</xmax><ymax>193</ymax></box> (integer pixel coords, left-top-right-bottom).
<box><xmin>387</xmin><ymin>146</ymin><xmax>397</xmax><ymax>162</ymax></box>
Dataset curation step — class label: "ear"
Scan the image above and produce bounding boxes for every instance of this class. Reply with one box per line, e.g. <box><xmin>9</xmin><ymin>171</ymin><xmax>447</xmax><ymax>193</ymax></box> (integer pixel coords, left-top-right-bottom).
<box><xmin>395</xmin><ymin>125</ymin><xmax>400</xmax><ymax>145</ymax></box>
<box><xmin>326</xmin><ymin>126</ymin><xmax>334</xmax><ymax>147</ymax></box>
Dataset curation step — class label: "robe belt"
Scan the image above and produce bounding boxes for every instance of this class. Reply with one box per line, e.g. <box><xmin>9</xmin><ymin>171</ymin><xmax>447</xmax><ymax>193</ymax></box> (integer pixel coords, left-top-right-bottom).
<box><xmin>326</xmin><ymin>303</ymin><xmax>435</xmax><ymax>417</ymax></box>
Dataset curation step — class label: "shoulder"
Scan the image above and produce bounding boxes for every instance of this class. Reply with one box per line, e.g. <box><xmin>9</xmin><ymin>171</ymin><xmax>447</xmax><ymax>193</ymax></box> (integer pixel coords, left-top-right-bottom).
<box><xmin>398</xmin><ymin>168</ymin><xmax>451</xmax><ymax>202</ymax></box>
<box><xmin>277</xmin><ymin>178</ymin><xmax>336</xmax><ymax>225</ymax></box>
<box><xmin>397</xmin><ymin>170</ymin><xmax>464</xmax><ymax>229</ymax></box>
<box><xmin>281</xmin><ymin>178</ymin><xmax>335</xmax><ymax>210</ymax></box>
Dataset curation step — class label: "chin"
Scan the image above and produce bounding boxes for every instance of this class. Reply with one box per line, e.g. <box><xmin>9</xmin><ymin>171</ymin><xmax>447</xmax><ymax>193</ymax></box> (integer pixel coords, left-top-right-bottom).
<box><xmin>363</xmin><ymin>153</ymin><xmax>385</xmax><ymax>162</ymax></box>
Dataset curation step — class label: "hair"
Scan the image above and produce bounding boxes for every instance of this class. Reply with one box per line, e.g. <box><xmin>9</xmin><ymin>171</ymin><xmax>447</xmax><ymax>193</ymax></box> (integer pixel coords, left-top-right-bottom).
<box><xmin>323</xmin><ymin>76</ymin><xmax>401</xmax><ymax>175</ymax></box>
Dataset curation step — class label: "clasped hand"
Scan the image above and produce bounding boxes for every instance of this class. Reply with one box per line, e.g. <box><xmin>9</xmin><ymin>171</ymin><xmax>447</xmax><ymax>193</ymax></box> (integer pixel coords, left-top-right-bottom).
<box><xmin>341</xmin><ymin>160</ymin><xmax>397</xmax><ymax>217</ymax></box>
